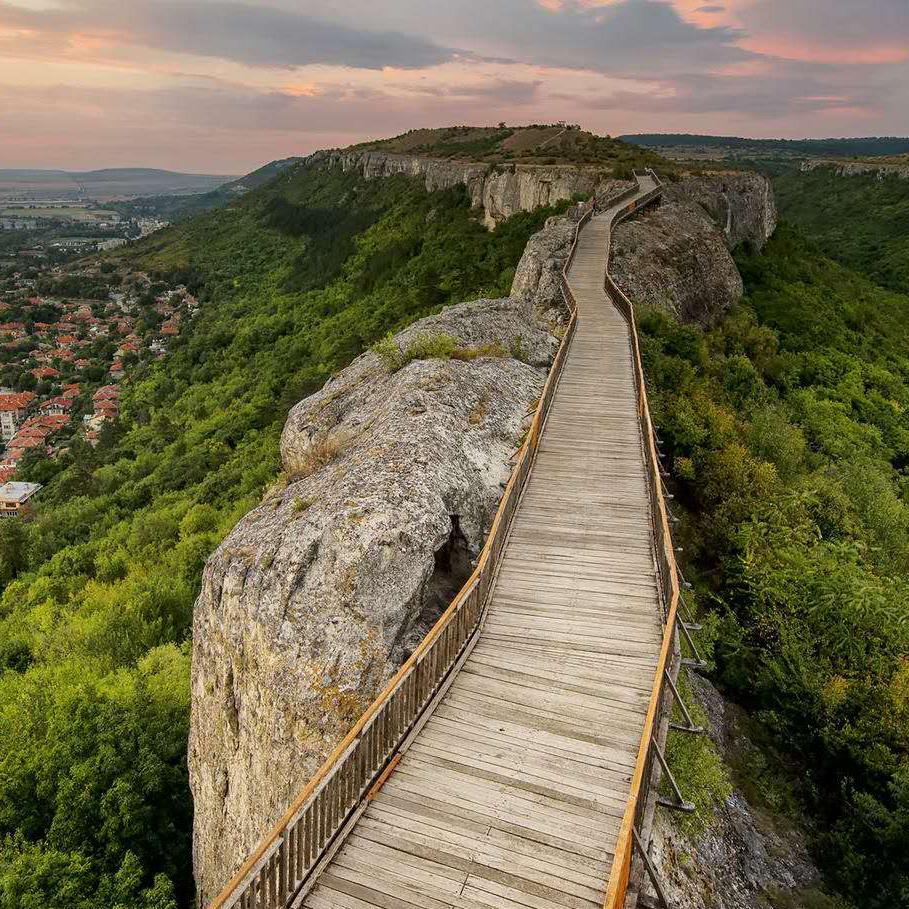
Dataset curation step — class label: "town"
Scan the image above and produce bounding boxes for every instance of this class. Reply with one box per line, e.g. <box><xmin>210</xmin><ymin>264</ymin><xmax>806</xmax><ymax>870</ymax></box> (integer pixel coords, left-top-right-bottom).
<box><xmin>0</xmin><ymin>203</ymin><xmax>169</xmax><ymax>262</ymax></box>
<box><xmin>0</xmin><ymin>257</ymin><xmax>196</xmax><ymax>514</ymax></box>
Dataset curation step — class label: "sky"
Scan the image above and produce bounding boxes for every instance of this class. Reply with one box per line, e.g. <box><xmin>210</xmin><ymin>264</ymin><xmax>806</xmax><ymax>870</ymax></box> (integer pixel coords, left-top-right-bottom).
<box><xmin>1</xmin><ymin>0</ymin><xmax>907</xmax><ymax>173</ymax></box>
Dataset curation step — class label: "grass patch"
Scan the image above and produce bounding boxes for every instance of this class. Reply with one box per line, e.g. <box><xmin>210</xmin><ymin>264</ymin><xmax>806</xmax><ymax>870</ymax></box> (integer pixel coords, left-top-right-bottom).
<box><xmin>662</xmin><ymin>674</ymin><xmax>732</xmax><ymax>835</ymax></box>
<box><xmin>291</xmin><ymin>496</ymin><xmax>313</xmax><ymax>515</ymax></box>
<box><xmin>373</xmin><ymin>332</ymin><xmax>512</xmax><ymax>372</ymax></box>
<box><xmin>285</xmin><ymin>434</ymin><xmax>348</xmax><ymax>480</ymax></box>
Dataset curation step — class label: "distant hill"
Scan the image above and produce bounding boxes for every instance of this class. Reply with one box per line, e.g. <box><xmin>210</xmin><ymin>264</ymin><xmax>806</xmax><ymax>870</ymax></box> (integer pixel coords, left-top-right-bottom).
<box><xmin>106</xmin><ymin>157</ymin><xmax>303</xmax><ymax>221</ymax></box>
<box><xmin>171</xmin><ymin>157</ymin><xmax>303</xmax><ymax>213</ymax></box>
<box><xmin>621</xmin><ymin>134</ymin><xmax>909</xmax><ymax>159</ymax></box>
<box><xmin>0</xmin><ymin>167</ymin><xmax>236</xmax><ymax>202</ymax></box>
<box><xmin>354</xmin><ymin>124</ymin><xmax>666</xmax><ymax>172</ymax></box>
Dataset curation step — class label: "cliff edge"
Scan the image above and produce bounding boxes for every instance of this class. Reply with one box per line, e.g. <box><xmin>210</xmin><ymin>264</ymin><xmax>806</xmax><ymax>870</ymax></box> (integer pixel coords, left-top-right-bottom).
<box><xmin>189</xmin><ymin>171</ymin><xmax>780</xmax><ymax>903</ymax></box>
<box><xmin>307</xmin><ymin>148</ymin><xmax>613</xmax><ymax>228</ymax></box>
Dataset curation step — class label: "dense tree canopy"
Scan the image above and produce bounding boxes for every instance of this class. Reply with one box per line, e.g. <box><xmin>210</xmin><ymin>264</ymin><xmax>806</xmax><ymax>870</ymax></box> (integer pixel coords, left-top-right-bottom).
<box><xmin>643</xmin><ymin>225</ymin><xmax>909</xmax><ymax>908</ymax></box>
<box><xmin>774</xmin><ymin>167</ymin><xmax>909</xmax><ymax>294</ymax></box>
<box><xmin>0</xmin><ymin>165</ymin><xmax>571</xmax><ymax>907</ymax></box>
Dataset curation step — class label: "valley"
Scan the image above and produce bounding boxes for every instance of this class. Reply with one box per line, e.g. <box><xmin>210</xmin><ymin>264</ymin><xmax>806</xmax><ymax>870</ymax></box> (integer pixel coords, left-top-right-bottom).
<box><xmin>1</xmin><ymin>125</ymin><xmax>908</xmax><ymax>909</ymax></box>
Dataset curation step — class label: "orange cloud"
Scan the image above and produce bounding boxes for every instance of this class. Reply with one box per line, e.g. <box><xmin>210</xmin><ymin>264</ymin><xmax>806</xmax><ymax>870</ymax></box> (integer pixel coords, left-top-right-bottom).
<box><xmin>67</xmin><ymin>30</ymin><xmax>121</xmax><ymax>54</ymax></box>
<box><xmin>282</xmin><ymin>82</ymin><xmax>322</xmax><ymax>97</ymax></box>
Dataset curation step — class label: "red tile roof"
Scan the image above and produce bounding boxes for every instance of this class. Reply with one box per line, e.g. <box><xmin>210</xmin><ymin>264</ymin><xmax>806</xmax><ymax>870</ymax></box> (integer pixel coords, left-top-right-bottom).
<box><xmin>0</xmin><ymin>391</ymin><xmax>35</xmax><ymax>412</ymax></box>
<box><xmin>93</xmin><ymin>385</ymin><xmax>119</xmax><ymax>401</ymax></box>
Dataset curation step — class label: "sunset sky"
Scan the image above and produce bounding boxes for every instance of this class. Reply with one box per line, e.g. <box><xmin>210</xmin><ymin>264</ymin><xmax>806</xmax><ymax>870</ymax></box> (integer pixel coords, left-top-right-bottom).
<box><xmin>1</xmin><ymin>0</ymin><xmax>907</xmax><ymax>173</ymax></box>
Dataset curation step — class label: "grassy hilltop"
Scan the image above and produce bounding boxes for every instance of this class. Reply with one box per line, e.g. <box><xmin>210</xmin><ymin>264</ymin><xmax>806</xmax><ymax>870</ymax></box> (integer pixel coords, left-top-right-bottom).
<box><xmin>354</xmin><ymin>123</ymin><xmax>667</xmax><ymax>172</ymax></box>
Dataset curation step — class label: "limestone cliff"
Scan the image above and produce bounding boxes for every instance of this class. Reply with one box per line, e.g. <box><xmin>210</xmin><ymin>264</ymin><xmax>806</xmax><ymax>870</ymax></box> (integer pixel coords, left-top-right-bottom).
<box><xmin>306</xmin><ymin>148</ymin><xmax>611</xmax><ymax>228</ymax></box>
<box><xmin>611</xmin><ymin>173</ymin><xmax>776</xmax><ymax>324</ymax></box>
<box><xmin>188</xmin><ymin>212</ymin><xmax>578</xmax><ymax>902</ymax></box>
<box><xmin>801</xmin><ymin>158</ymin><xmax>909</xmax><ymax>180</ymax></box>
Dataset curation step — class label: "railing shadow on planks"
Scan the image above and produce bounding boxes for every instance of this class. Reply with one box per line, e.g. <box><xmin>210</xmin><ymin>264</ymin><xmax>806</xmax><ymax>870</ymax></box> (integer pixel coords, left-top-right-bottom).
<box><xmin>207</xmin><ymin>169</ymin><xmax>704</xmax><ymax>909</ymax></box>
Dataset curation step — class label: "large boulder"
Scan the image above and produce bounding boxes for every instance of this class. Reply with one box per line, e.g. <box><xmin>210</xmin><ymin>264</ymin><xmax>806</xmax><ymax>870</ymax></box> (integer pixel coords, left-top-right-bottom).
<box><xmin>611</xmin><ymin>173</ymin><xmax>776</xmax><ymax>325</ymax></box>
<box><xmin>188</xmin><ymin>296</ymin><xmax>557</xmax><ymax>903</ymax></box>
<box><xmin>510</xmin><ymin>215</ymin><xmax>577</xmax><ymax>312</ymax></box>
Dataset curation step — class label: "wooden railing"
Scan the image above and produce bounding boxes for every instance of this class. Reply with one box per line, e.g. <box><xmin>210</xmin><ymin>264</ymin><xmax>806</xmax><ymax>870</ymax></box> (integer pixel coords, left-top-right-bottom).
<box><xmin>601</xmin><ymin>171</ymin><xmax>691</xmax><ymax>909</ymax></box>
<box><xmin>205</xmin><ymin>198</ymin><xmax>596</xmax><ymax>909</ymax></box>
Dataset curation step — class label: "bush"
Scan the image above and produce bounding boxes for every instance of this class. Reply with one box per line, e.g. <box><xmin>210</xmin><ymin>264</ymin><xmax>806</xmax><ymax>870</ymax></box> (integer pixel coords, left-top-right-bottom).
<box><xmin>284</xmin><ymin>433</ymin><xmax>348</xmax><ymax>480</ymax></box>
<box><xmin>641</xmin><ymin>225</ymin><xmax>909</xmax><ymax>907</ymax></box>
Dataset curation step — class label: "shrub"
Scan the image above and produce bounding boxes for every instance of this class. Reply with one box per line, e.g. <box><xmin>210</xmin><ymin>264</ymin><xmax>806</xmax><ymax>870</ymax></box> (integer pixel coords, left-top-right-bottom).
<box><xmin>450</xmin><ymin>340</ymin><xmax>509</xmax><ymax>361</ymax></box>
<box><xmin>404</xmin><ymin>332</ymin><xmax>458</xmax><ymax>362</ymax></box>
<box><xmin>371</xmin><ymin>334</ymin><xmax>404</xmax><ymax>371</ymax></box>
<box><xmin>373</xmin><ymin>332</ymin><xmax>459</xmax><ymax>372</ymax></box>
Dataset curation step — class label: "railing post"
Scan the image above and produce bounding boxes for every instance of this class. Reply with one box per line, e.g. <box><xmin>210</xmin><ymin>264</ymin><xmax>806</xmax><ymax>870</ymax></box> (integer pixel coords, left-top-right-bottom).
<box><xmin>676</xmin><ymin>612</ymin><xmax>708</xmax><ymax>671</ymax></box>
<box><xmin>664</xmin><ymin>669</ymin><xmax>704</xmax><ymax>735</ymax></box>
<box><xmin>631</xmin><ymin>828</ymin><xmax>672</xmax><ymax>909</ymax></box>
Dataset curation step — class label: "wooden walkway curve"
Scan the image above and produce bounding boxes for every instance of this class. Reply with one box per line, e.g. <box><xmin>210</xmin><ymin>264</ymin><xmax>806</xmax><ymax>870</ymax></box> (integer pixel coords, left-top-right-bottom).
<box><xmin>286</xmin><ymin>175</ymin><xmax>667</xmax><ymax>909</ymax></box>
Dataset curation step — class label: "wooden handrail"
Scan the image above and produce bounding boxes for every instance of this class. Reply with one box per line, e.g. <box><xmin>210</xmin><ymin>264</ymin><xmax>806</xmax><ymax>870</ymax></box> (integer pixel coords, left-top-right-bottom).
<box><xmin>205</xmin><ymin>197</ymin><xmax>596</xmax><ymax>909</ymax></box>
<box><xmin>600</xmin><ymin>170</ymin><xmax>683</xmax><ymax>909</ymax></box>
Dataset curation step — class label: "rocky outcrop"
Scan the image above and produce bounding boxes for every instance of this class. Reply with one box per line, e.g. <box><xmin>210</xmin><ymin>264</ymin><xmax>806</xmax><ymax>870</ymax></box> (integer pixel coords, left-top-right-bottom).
<box><xmin>611</xmin><ymin>173</ymin><xmax>776</xmax><ymax>324</ymax></box>
<box><xmin>307</xmin><ymin>148</ymin><xmax>613</xmax><ymax>228</ymax></box>
<box><xmin>663</xmin><ymin>173</ymin><xmax>776</xmax><ymax>252</ymax></box>
<box><xmin>188</xmin><ymin>216</ymin><xmax>576</xmax><ymax>901</ymax></box>
<box><xmin>801</xmin><ymin>158</ymin><xmax>909</xmax><ymax>180</ymax></box>
<box><xmin>648</xmin><ymin>677</ymin><xmax>826</xmax><ymax>909</ymax></box>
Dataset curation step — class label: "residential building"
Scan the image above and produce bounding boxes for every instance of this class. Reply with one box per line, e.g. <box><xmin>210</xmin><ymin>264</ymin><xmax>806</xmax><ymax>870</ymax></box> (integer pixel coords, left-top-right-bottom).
<box><xmin>0</xmin><ymin>391</ymin><xmax>36</xmax><ymax>441</ymax></box>
<box><xmin>0</xmin><ymin>481</ymin><xmax>41</xmax><ymax>517</ymax></box>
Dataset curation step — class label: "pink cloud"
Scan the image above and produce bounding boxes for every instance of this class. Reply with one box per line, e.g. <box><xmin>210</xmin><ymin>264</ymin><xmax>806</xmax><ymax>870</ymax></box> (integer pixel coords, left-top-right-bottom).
<box><xmin>738</xmin><ymin>36</ymin><xmax>909</xmax><ymax>65</ymax></box>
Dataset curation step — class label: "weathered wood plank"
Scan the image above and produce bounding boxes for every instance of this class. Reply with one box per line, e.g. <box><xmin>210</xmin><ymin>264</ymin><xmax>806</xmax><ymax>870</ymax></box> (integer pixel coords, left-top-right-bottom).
<box><xmin>295</xmin><ymin>177</ymin><xmax>665</xmax><ymax>909</ymax></box>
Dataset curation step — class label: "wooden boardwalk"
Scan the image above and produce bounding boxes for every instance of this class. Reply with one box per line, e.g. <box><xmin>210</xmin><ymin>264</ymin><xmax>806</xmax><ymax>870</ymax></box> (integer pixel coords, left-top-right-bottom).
<box><xmin>296</xmin><ymin>177</ymin><xmax>663</xmax><ymax>909</ymax></box>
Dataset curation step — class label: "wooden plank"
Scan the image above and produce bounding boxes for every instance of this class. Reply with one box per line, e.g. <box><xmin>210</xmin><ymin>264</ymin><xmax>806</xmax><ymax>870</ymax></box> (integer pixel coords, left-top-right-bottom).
<box><xmin>369</xmin><ymin>800</ymin><xmax>609</xmax><ymax>886</ymax></box>
<box><xmin>290</xmin><ymin>175</ymin><xmax>670</xmax><ymax>909</ymax></box>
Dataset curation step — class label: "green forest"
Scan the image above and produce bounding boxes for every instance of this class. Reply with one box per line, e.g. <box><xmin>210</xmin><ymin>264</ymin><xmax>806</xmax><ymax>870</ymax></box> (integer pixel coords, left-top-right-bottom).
<box><xmin>774</xmin><ymin>167</ymin><xmax>909</xmax><ymax>293</ymax></box>
<box><xmin>0</xmin><ymin>165</ymin><xmax>570</xmax><ymax>908</ymax></box>
<box><xmin>642</xmin><ymin>225</ymin><xmax>909</xmax><ymax>908</ymax></box>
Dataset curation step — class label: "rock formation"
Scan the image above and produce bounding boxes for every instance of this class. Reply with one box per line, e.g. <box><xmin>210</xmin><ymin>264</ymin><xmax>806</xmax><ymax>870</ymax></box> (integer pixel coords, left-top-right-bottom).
<box><xmin>306</xmin><ymin>148</ymin><xmax>612</xmax><ymax>228</ymax></box>
<box><xmin>611</xmin><ymin>173</ymin><xmax>776</xmax><ymax>324</ymax></box>
<box><xmin>188</xmin><ymin>213</ymin><xmax>577</xmax><ymax>901</ymax></box>
<box><xmin>189</xmin><ymin>168</ymin><xmax>784</xmax><ymax>903</ymax></box>
<box><xmin>646</xmin><ymin>677</ymin><xmax>826</xmax><ymax>909</ymax></box>
<box><xmin>801</xmin><ymin>158</ymin><xmax>909</xmax><ymax>180</ymax></box>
